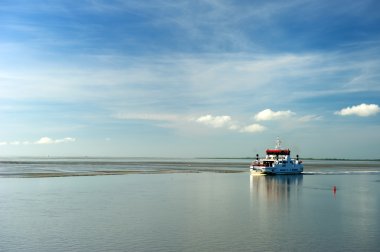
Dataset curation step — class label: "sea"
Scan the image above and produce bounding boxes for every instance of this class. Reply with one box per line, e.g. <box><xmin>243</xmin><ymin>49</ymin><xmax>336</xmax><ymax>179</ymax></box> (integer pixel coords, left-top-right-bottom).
<box><xmin>0</xmin><ymin>158</ymin><xmax>379</xmax><ymax>252</ymax></box>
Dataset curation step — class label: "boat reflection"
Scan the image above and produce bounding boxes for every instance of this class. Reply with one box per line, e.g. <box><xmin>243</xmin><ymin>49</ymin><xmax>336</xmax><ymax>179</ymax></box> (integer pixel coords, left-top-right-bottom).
<box><xmin>250</xmin><ymin>174</ymin><xmax>303</xmax><ymax>204</ymax></box>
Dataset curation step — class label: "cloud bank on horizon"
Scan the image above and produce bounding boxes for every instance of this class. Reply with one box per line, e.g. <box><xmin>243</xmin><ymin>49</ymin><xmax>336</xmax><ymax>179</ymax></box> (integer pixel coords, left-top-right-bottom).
<box><xmin>0</xmin><ymin>0</ymin><xmax>379</xmax><ymax>158</ymax></box>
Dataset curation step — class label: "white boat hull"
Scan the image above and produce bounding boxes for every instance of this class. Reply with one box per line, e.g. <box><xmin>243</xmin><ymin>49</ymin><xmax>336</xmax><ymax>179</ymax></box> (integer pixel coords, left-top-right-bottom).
<box><xmin>250</xmin><ymin>164</ymin><xmax>303</xmax><ymax>175</ymax></box>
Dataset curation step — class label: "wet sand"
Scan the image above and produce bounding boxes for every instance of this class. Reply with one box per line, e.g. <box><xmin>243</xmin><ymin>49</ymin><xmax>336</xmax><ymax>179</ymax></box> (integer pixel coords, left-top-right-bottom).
<box><xmin>0</xmin><ymin>158</ymin><xmax>379</xmax><ymax>178</ymax></box>
<box><xmin>0</xmin><ymin>159</ymin><xmax>248</xmax><ymax>178</ymax></box>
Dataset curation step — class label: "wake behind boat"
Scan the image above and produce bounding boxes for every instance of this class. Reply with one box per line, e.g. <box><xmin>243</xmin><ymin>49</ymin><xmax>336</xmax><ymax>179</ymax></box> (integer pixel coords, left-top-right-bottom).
<box><xmin>250</xmin><ymin>138</ymin><xmax>303</xmax><ymax>175</ymax></box>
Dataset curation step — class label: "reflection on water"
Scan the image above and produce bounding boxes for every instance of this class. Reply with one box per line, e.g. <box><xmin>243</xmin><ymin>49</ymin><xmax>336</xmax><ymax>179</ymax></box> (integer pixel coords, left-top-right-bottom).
<box><xmin>250</xmin><ymin>174</ymin><xmax>303</xmax><ymax>204</ymax></box>
<box><xmin>0</xmin><ymin>171</ymin><xmax>379</xmax><ymax>251</ymax></box>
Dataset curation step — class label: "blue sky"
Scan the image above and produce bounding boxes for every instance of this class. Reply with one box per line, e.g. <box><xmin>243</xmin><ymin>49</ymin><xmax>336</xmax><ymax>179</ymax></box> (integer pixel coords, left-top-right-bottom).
<box><xmin>1</xmin><ymin>0</ymin><xmax>380</xmax><ymax>158</ymax></box>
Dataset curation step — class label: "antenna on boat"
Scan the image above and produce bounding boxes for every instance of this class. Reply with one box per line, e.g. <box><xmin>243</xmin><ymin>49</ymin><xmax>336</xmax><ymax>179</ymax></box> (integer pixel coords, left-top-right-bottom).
<box><xmin>275</xmin><ymin>137</ymin><xmax>281</xmax><ymax>149</ymax></box>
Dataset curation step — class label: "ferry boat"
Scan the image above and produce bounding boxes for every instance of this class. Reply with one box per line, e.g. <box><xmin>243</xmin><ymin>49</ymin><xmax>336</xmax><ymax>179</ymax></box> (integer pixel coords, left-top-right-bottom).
<box><xmin>250</xmin><ymin>138</ymin><xmax>303</xmax><ymax>175</ymax></box>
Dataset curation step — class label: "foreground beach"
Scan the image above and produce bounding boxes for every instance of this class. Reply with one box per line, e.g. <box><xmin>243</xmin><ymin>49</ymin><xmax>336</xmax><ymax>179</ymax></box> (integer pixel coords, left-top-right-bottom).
<box><xmin>0</xmin><ymin>159</ymin><xmax>379</xmax><ymax>251</ymax></box>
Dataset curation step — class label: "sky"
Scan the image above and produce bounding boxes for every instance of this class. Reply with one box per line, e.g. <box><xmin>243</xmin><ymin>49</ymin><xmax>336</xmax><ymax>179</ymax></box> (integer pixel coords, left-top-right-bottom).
<box><xmin>1</xmin><ymin>0</ymin><xmax>380</xmax><ymax>158</ymax></box>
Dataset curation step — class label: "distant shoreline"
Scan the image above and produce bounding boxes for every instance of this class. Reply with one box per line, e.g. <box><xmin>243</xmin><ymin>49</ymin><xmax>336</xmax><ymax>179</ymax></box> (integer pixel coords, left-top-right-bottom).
<box><xmin>196</xmin><ymin>157</ymin><xmax>380</xmax><ymax>162</ymax></box>
<box><xmin>0</xmin><ymin>156</ymin><xmax>379</xmax><ymax>162</ymax></box>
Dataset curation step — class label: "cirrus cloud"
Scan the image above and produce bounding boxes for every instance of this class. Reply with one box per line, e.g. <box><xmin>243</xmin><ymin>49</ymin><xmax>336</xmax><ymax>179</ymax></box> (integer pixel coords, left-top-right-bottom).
<box><xmin>114</xmin><ymin>113</ymin><xmax>180</xmax><ymax>122</ymax></box>
<box><xmin>335</xmin><ymin>103</ymin><xmax>380</xmax><ymax>117</ymax></box>
<box><xmin>254</xmin><ymin>109</ymin><xmax>296</xmax><ymax>121</ymax></box>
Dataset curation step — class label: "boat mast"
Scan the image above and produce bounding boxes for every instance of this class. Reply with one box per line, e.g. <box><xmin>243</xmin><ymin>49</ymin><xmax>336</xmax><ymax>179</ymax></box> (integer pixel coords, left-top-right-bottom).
<box><xmin>275</xmin><ymin>137</ymin><xmax>282</xmax><ymax>149</ymax></box>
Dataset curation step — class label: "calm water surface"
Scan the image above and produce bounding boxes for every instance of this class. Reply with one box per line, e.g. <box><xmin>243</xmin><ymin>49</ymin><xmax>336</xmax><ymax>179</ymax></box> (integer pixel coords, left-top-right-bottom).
<box><xmin>0</xmin><ymin>159</ymin><xmax>379</xmax><ymax>251</ymax></box>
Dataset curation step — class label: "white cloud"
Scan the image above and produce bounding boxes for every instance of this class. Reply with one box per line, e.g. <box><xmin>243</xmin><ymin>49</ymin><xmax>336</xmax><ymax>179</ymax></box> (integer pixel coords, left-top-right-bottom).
<box><xmin>195</xmin><ymin>114</ymin><xmax>267</xmax><ymax>134</ymax></box>
<box><xmin>254</xmin><ymin>109</ymin><xmax>295</xmax><ymax>121</ymax></box>
<box><xmin>240</xmin><ymin>124</ymin><xmax>266</xmax><ymax>133</ymax></box>
<box><xmin>55</xmin><ymin>137</ymin><xmax>76</xmax><ymax>143</ymax></box>
<box><xmin>35</xmin><ymin>137</ymin><xmax>76</xmax><ymax>144</ymax></box>
<box><xmin>35</xmin><ymin>137</ymin><xmax>54</xmax><ymax>144</ymax></box>
<box><xmin>1</xmin><ymin>141</ymin><xmax>31</xmax><ymax>146</ymax></box>
<box><xmin>196</xmin><ymin>115</ymin><xmax>232</xmax><ymax>128</ymax></box>
<box><xmin>0</xmin><ymin>137</ymin><xmax>76</xmax><ymax>146</ymax></box>
<box><xmin>335</xmin><ymin>103</ymin><xmax>380</xmax><ymax>117</ymax></box>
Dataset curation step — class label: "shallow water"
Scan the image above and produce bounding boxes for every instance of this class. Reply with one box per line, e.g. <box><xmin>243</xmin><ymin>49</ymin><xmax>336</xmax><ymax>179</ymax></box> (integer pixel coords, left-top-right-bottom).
<box><xmin>0</xmin><ymin>159</ymin><xmax>379</xmax><ymax>251</ymax></box>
